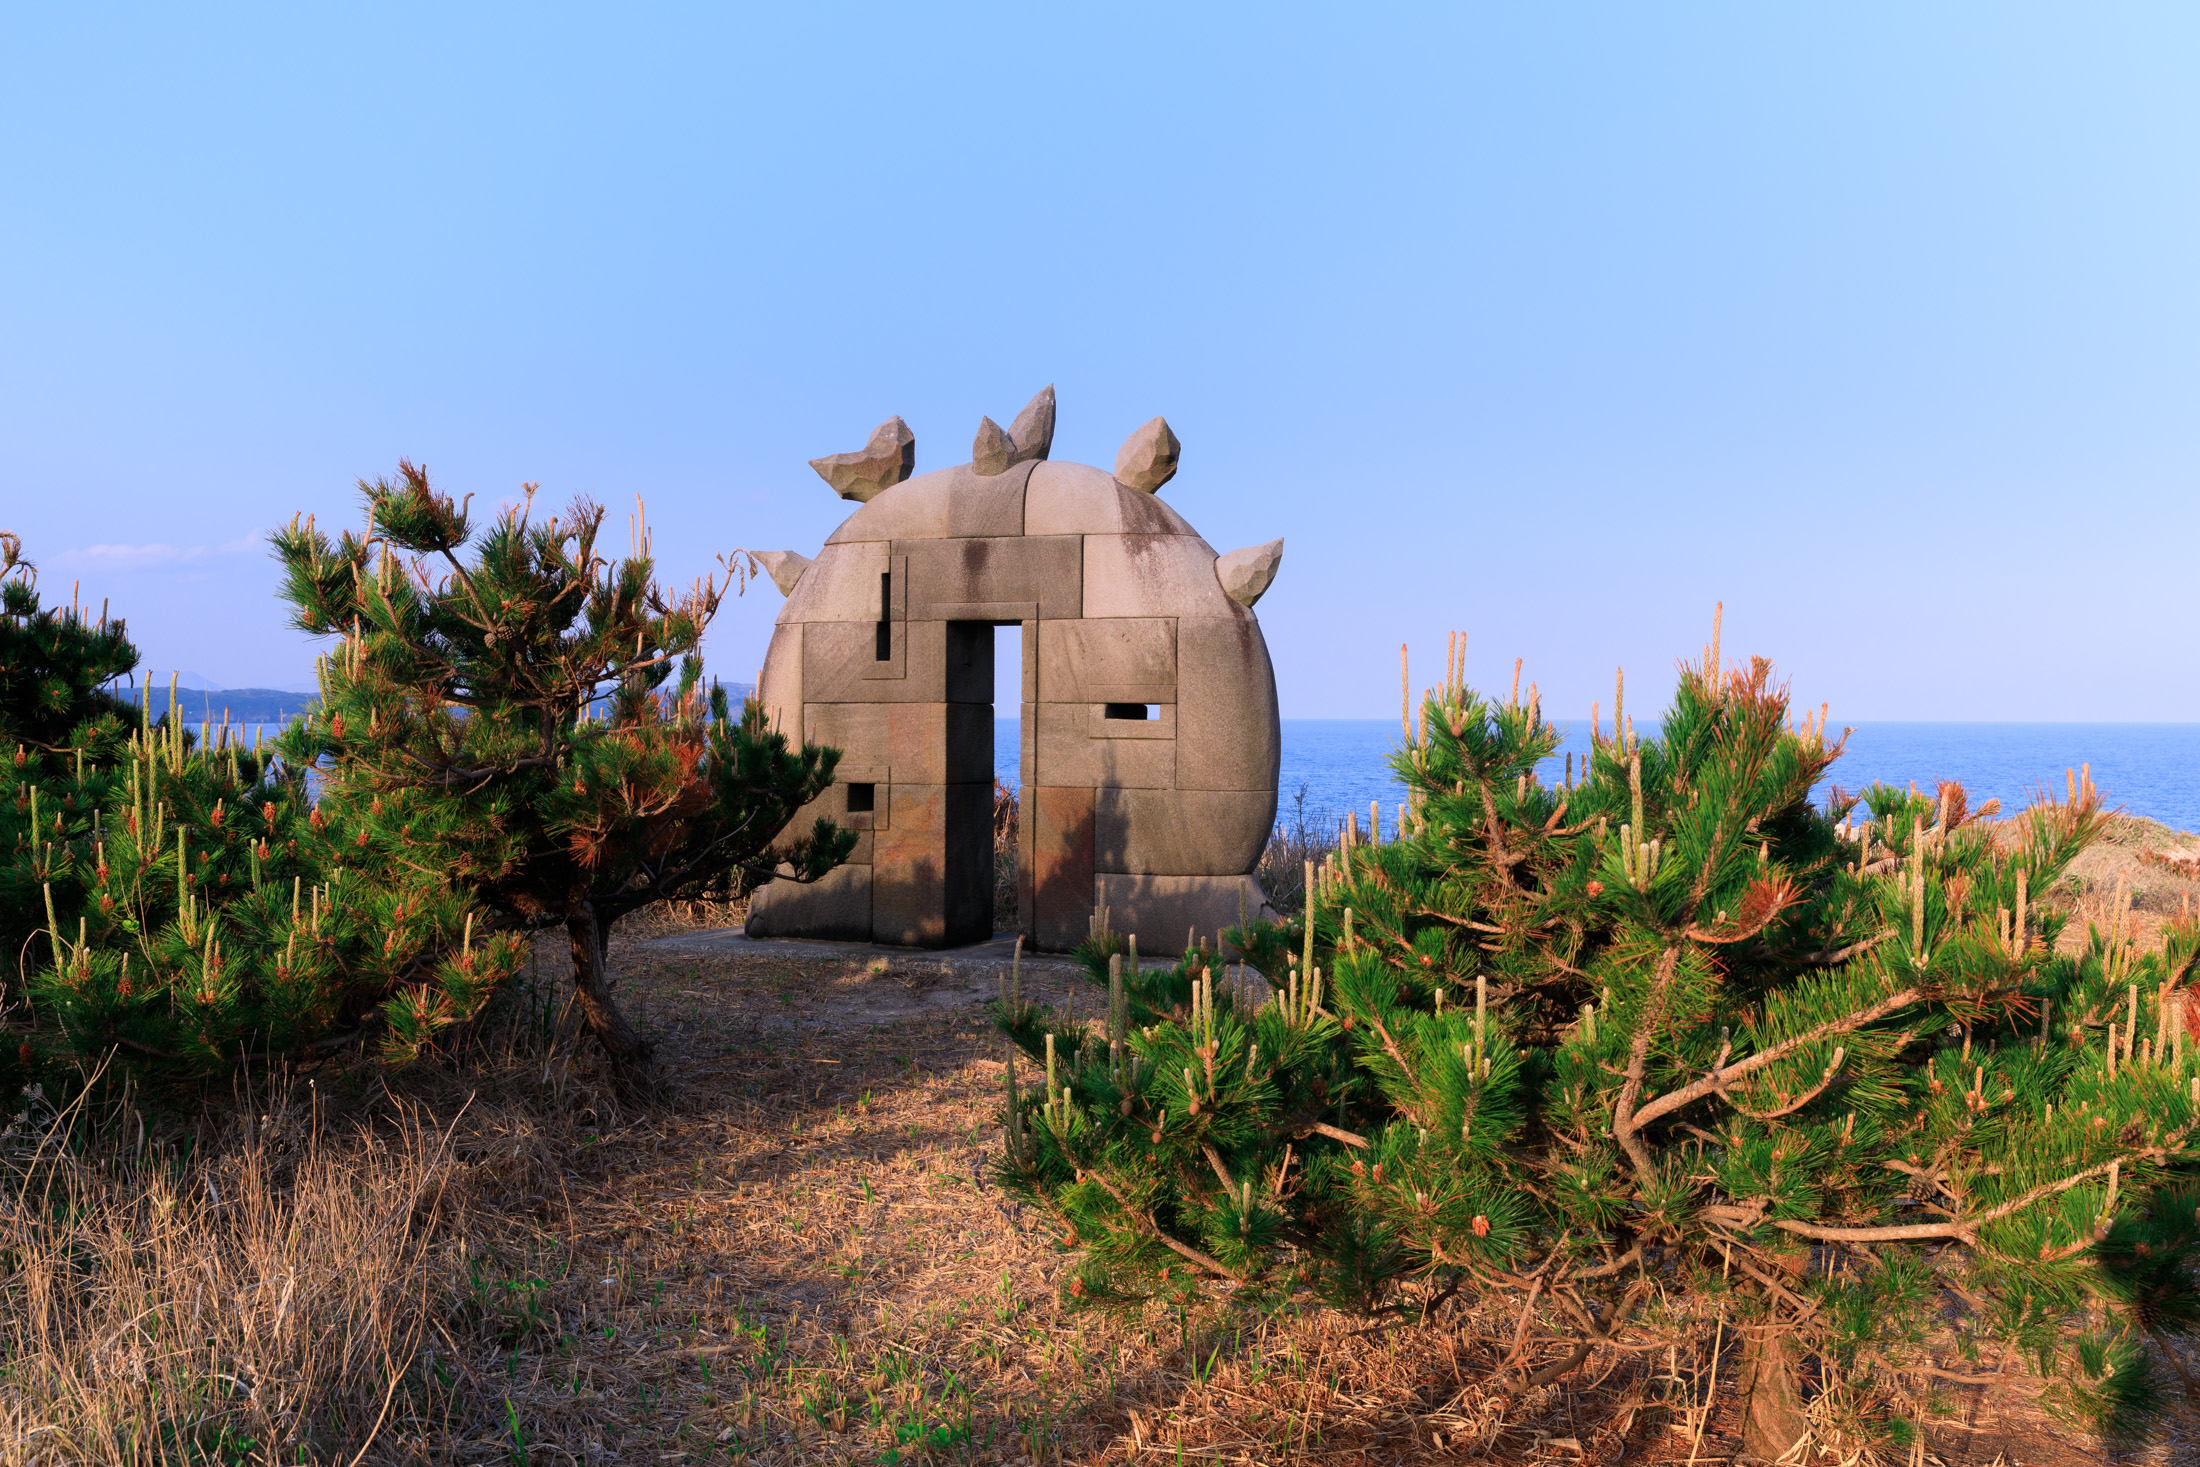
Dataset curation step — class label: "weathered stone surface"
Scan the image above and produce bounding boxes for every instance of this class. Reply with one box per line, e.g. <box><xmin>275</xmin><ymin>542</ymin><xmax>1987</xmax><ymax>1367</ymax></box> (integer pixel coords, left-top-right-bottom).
<box><xmin>898</xmin><ymin>536</ymin><xmax>1082</xmax><ymax>622</ymax></box>
<box><xmin>894</xmin><ymin>702</ymin><xmax>992</xmax><ymax>784</ymax></box>
<box><xmin>947</xmin><ymin>464</ymin><xmax>1030</xmax><ymax>538</ymax></box>
<box><xmin>872</xmin><ymin>781</ymin><xmax>992</xmax><ymax>946</ymax></box>
<box><xmin>1113</xmin><ymin>416</ymin><xmax>1179</xmax><ymax>493</ymax></box>
<box><xmin>1081</xmin><ymin>533</ymin><xmax>1234</xmax><ymax>619</ymax></box>
<box><xmin>1037</xmin><ymin>617</ymin><xmax>1175</xmax><ymax>704</ymax></box>
<box><xmin>1095</xmin><ymin>788</ymin><xmax>1274</xmax><ymax>876</ymax></box>
<box><xmin>971</xmin><ymin>416</ymin><xmax>1013</xmax><ymax>476</ymax></box>
<box><xmin>803</xmin><ymin>702</ymin><xmax>888</xmax><ymax>770</ymax></box>
<box><xmin>780</xmin><ymin>540</ymin><xmax>887</xmax><ymax>624</ymax></box>
<box><xmin>1026</xmin><ymin>460</ymin><xmax>1199</xmax><ymax>537</ymax></box>
<box><xmin>1031</xmin><ymin>785</ymin><xmax>1097</xmax><ymax>952</ymax></box>
<box><xmin>756</xmin><ymin>388</ymin><xmax>1282</xmax><ymax>950</ymax></box>
<box><xmin>746</xmin><ymin>863</ymin><xmax>872</xmax><ymax>940</ymax></box>
<box><xmin>756</xmin><ymin>622</ymin><xmax>803</xmax><ymax>737</ymax></box>
<box><xmin>1030</xmin><ymin>701</ymin><xmax>1175</xmax><ymax>789</ymax></box>
<box><xmin>810</xmin><ymin>417</ymin><xmax>916</xmax><ymax>503</ymax></box>
<box><xmin>1006</xmin><ymin>384</ymin><xmax>1055</xmax><ymax>465</ymax></box>
<box><xmin>1094</xmin><ymin>875</ymin><xmax>1276</xmax><ymax>956</ymax></box>
<box><xmin>753</xmin><ymin>550</ymin><xmax>812</xmax><ymax>596</ymax></box>
<box><xmin>1214</xmin><ymin>538</ymin><xmax>1283</xmax><ymax>608</ymax></box>
<box><xmin>1173</xmin><ymin>615</ymin><xmax>1281</xmax><ymax>792</ymax></box>
<box><xmin>823</xmin><ymin>459</ymin><xmax>1038</xmax><ymax>547</ymax></box>
<box><xmin>803</xmin><ymin>621</ymin><xmax>943</xmax><ymax>704</ymax></box>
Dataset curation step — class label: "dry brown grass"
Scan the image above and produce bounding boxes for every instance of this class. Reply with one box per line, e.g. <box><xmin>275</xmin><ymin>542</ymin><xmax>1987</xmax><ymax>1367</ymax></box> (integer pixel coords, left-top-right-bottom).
<box><xmin>3</xmin><ymin>897</ymin><xmax>2192</xmax><ymax>1464</ymax></box>
<box><xmin>0</xmin><ymin>1083</ymin><xmax>475</xmax><ymax>1463</ymax></box>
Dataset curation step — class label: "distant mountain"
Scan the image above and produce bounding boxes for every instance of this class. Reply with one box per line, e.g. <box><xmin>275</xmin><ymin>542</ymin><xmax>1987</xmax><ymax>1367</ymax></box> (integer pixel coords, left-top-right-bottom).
<box><xmin>161</xmin><ymin>688</ymin><xmax>321</xmax><ymax>726</ymax></box>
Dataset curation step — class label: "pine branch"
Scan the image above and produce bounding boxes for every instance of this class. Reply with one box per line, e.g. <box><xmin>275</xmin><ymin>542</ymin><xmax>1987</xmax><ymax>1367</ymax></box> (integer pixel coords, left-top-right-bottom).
<box><xmin>1630</xmin><ymin>986</ymin><xmax>1923</xmax><ymax>1132</ymax></box>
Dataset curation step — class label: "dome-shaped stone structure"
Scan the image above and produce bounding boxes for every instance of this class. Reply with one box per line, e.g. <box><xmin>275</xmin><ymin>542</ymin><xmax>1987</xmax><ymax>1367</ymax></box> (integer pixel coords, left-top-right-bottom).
<box><xmin>748</xmin><ymin>388</ymin><xmax>1283</xmax><ymax>955</ymax></box>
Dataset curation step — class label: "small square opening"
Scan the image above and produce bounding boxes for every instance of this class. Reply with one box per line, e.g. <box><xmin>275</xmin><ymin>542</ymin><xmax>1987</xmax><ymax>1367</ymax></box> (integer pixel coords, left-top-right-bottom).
<box><xmin>1103</xmin><ymin>703</ymin><xmax>1154</xmax><ymax>721</ymax></box>
<box><xmin>846</xmin><ymin>782</ymin><xmax>876</xmax><ymax>814</ymax></box>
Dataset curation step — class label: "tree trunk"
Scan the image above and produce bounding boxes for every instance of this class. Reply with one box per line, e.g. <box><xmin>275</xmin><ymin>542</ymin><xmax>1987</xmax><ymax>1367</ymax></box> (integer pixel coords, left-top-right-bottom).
<box><xmin>565</xmin><ymin>895</ymin><xmax>657</xmax><ymax>1095</ymax></box>
<box><xmin>1740</xmin><ymin>1331</ymin><xmax>1808</xmax><ymax>1465</ymax></box>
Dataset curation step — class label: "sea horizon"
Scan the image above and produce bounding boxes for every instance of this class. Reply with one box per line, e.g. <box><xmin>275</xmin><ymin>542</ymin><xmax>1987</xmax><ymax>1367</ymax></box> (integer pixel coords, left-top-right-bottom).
<box><xmin>996</xmin><ymin>717</ymin><xmax>2200</xmax><ymax>838</ymax></box>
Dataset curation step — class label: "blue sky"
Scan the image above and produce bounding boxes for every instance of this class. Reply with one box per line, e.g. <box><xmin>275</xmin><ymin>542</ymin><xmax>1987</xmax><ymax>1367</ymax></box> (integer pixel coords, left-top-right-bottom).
<box><xmin>3</xmin><ymin>5</ymin><xmax>2196</xmax><ymax>719</ymax></box>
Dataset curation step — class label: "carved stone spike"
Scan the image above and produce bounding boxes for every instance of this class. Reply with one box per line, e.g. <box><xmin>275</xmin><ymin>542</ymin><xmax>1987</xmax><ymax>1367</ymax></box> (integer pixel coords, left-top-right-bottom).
<box><xmin>1005</xmin><ymin>384</ymin><xmax>1055</xmax><ymax>465</ymax></box>
<box><xmin>1215</xmin><ymin>538</ymin><xmax>1283</xmax><ymax>608</ymax></box>
<box><xmin>752</xmin><ymin>550</ymin><xmax>812</xmax><ymax>596</ymax></box>
<box><xmin>1114</xmin><ymin>416</ymin><xmax>1180</xmax><ymax>494</ymax></box>
<box><xmin>971</xmin><ymin>415</ymin><xmax>1013</xmax><ymax>476</ymax></box>
<box><xmin>809</xmin><ymin>417</ymin><xmax>916</xmax><ymax>503</ymax></box>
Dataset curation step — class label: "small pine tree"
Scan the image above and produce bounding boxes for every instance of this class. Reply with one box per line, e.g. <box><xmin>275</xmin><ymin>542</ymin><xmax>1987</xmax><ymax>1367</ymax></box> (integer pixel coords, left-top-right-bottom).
<box><xmin>3</xmin><ymin>536</ymin><xmax>522</xmax><ymax>1089</ymax></box>
<box><xmin>0</xmin><ymin>531</ymin><xmax>138</xmax><ymax>760</ymax></box>
<box><xmin>997</xmin><ymin>637</ymin><xmax>2200</xmax><ymax>1456</ymax></box>
<box><xmin>270</xmin><ymin>463</ymin><xmax>852</xmax><ymax>1092</ymax></box>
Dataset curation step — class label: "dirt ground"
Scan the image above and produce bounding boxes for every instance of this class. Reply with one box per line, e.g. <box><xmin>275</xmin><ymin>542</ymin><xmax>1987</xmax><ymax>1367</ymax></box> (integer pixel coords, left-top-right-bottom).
<box><xmin>315</xmin><ymin>883</ymin><xmax>2196</xmax><ymax>1467</ymax></box>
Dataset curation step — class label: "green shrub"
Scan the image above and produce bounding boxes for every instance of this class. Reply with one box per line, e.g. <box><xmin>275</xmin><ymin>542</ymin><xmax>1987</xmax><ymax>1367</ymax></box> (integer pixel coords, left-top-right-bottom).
<box><xmin>997</xmin><ymin>640</ymin><xmax>2200</xmax><ymax>1457</ymax></box>
<box><xmin>2</xmin><ymin>534</ymin><xmax>518</xmax><ymax>1090</ymax></box>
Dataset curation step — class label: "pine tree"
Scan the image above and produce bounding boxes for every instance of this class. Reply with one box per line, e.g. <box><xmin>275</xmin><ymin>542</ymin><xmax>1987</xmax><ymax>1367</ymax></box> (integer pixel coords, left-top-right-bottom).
<box><xmin>269</xmin><ymin>463</ymin><xmax>853</xmax><ymax>1092</ymax></box>
<box><xmin>997</xmin><ymin>632</ymin><xmax>2200</xmax><ymax>1456</ymax></box>
<box><xmin>4</xmin><ymin>535</ymin><xmax>523</xmax><ymax>1088</ymax></box>
<box><xmin>0</xmin><ymin>531</ymin><xmax>138</xmax><ymax>760</ymax></box>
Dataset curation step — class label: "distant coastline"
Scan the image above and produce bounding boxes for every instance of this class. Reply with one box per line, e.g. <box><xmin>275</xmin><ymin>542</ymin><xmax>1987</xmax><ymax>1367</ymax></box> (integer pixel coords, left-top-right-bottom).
<box><xmin>112</xmin><ymin>680</ymin><xmax>761</xmax><ymax>731</ymax></box>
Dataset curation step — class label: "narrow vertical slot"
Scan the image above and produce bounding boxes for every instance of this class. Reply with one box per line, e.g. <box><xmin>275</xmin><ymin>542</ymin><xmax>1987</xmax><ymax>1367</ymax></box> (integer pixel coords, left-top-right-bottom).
<box><xmin>875</xmin><ymin>571</ymin><xmax>892</xmax><ymax>660</ymax></box>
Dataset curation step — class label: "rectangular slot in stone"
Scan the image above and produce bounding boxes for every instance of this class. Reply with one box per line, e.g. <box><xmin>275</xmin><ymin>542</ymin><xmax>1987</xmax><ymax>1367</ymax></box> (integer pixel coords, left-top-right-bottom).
<box><xmin>874</xmin><ymin>572</ymin><xmax>891</xmax><ymax>660</ymax></box>
<box><xmin>1103</xmin><ymin>703</ymin><xmax>1153</xmax><ymax>720</ymax></box>
<box><xmin>846</xmin><ymin>782</ymin><xmax>875</xmax><ymax>813</ymax></box>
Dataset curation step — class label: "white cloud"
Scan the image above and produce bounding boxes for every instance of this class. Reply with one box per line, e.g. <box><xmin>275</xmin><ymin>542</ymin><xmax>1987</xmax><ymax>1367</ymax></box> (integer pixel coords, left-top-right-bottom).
<box><xmin>54</xmin><ymin>531</ymin><xmax>263</xmax><ymax>571</ymax></box>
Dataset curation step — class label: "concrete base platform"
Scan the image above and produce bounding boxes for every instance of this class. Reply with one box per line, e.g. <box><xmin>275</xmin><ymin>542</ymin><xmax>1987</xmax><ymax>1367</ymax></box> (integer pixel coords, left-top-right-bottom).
<box><xmin>646</xmin><ymin>927</ymin><xmax>1094</xmax><ymax>978</ymax></box>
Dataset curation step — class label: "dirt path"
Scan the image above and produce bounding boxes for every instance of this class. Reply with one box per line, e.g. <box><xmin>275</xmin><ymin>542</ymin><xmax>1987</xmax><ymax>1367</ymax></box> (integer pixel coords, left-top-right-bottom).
<box><xmin>388</xmin><ymin>922</ymin><xmax>2191</xmax><ymax>1466</ymax></box>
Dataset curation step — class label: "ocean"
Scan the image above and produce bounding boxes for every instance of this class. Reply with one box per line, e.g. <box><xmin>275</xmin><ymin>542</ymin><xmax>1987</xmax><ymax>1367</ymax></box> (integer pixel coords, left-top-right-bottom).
<box><xmin>992</xmin><ymin>719</ymin><xmax>2200</xmax><ymax>837</ymax></box>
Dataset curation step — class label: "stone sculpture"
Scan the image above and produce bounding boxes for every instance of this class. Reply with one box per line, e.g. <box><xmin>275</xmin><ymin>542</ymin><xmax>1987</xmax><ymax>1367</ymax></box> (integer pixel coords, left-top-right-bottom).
<box><xmin>747</xmin><ymin>387</ymin><xmax>1284</xmax><ymax>956</ymax></box>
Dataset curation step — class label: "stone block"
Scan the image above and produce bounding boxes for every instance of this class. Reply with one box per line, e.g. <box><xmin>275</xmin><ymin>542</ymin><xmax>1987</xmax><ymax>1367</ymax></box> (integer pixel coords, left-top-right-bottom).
<box><xmin>824</xmin><ymin>466</ymin><xmax>953</xmax><ymax>544</ymax></box>
<box><xmin>825</xmin><ymin>461</ymin><xmax>1039</xmax><ymax>545</ymax></box>
<box><xmin>1030</xmin><ymin>785</ymin><xmax>1096</xmax><ymax>951</ymax></box>
<box><xmin>1081</xmin><ymin>533</ymin><xmax>1236</xmax><ymax>620</ymax></box>
<box><xmin>1016</xmin><ymin>778</ymin><xmax>1035</xmax><ymax>938</ymax></box>
<box><xmin>746</xmin><ymin>864</ymin><xmax>872</xmax><ymax>941</ymax></box>
<box><xmin>872</xmin><ymin>781</ymin><xmax>992</xmax><ymax>946</ymax></box>
<box><xmin>830</xmin><ymin>763</ymin><xmax>890</xmax><ymax>831</ymax></box>
<box><xmin>804</xmin><ymin>702</ymin><xmax>888</xmax><ymax>767</ymax></box>
<box><xmin>781</xmin><ymin>540</ymin><xmax>888</xmax><ymax>623</ymax></box>
<box><xmin>804</xmin><ymin>703</ymin><xmax>987</xmax><ymax>787</ymax></box>
<box><xmin>971</xmin><ymin>416</ymin><xmax>1013</xmax><ymax>475</ymax></box>
<box><xmin>1113</xmin><ymin>416</ymin><xmax>1180</xmax><ymax>493</ymax></box>
<box><xmin>1031</xmin><ymin>702</ymin><xmax>1175</xmax><ymax>790</ymax></box>
<box><xmin>1006</xmin><ymin>384</ymin><xmax>1056</xmax><ymax>464</ymax></box>
<box><xmin>947</xmin><ymin>465</ymin><xmax>1030</xmax><ymax>538</ymax></box>
<box><xmin>1215</xmin><ymin>538</ymin><xmax>1283</xmax><ymax>608</ymax></box>
<box><xmin>897</xmin><ymin>535</ymin><xmax>1082</xmax><ymax>621</ymax></box>
<box><xmin>1095</xmin><ymin>788</ymin><xmax>1275</xmax><ymax>877</ymax></box>
<box><xmin>1172</xmin><ymin>615</ymin><xmax>1282</xmax><ymax>792</ymax></box>
<box><xmin>890</xmin><ymin>701</ymin><xmax>993</xmax><ymax>784</ymax></box>
<box><xmin>808</xmin><ymin>416</ymin><xmax>915</xmax><ymax>503</ymax></box>
<box><xmin>1087</xmin><ymin>703</ymin><xmax>1175</xmax><ymax>739</ymax></box>
<box><xmin>1036</xmin><ymin>617</ymin><xmax>1176</xmax><ymax>704</ymax></box>
<box><xmin>754</xmin><ymin>550</ymin><xmax>812</xmax><ymax>596</ymax></box>
<box><xmin>1026</xmin><ymin>461</ymin><xmax>1199</xmax><ymax>538</ymax></box>
<box><xmin>774</xmin><ymin>757</ymin><xmax>887</xmax><ymax>848</ymax></box>
<box><xmin>1094</xmin><ymin>875</ymin><xmax>1276</xmax><ymax>957</ymax></box>
<box><xmin>756</xmin><ymin>623</ymin><xmax>803</xmax><ymax>738</ymax></box>
<box><xmin>803</xmin><ymin>621</ymin><xmax>951</xmax><ymax>704</ymax></box>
